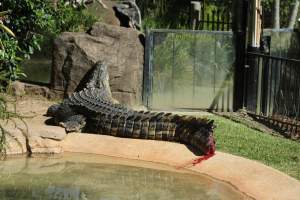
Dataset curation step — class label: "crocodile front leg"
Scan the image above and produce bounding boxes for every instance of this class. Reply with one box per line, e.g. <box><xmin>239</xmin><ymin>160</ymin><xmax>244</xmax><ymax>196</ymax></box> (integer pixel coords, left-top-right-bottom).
<box><xmin>59</xmin><ymin>115</ymin><xmax>86</xmax><ymax>133</ymax></box>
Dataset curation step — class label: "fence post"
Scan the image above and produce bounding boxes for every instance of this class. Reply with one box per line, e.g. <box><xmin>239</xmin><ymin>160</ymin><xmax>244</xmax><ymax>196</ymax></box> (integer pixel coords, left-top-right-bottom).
<box><xmin>190</xmin><ymin>1</ymin><xmax>202</xmax><ymax>30</ymax></box>
<box><xmin>232</xmin><ymin>0</ymin><xmax>248</xmax><ymax>111</ymax></box>
<box><xmin>143</xmin><ymin>29</ymin><xmax>153</xmax><ymax>108</ymax></box>
<box><xmin>256</xmin><ymin>56</ymin><xmax>263</xmax><ymax>114</ymax></box>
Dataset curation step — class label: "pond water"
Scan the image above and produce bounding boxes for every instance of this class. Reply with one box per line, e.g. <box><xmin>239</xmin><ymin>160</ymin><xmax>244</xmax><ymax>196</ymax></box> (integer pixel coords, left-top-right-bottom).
<box><xmin>0</xmin><ymin>153</ymin><xmax>248</xmax><ymax>200</ymax></box>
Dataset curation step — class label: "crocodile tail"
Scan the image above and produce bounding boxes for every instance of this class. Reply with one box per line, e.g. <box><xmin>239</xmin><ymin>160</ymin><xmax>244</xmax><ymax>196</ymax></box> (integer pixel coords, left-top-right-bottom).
<box><xmin>85</xmin><ymin>61</ymin><xmax>115</xmax><ymax>103</ymax></box>
<box><xmin>117</xmin><ymin>112</ymin><xmax>215</xmax><ymax>155</ymax></box>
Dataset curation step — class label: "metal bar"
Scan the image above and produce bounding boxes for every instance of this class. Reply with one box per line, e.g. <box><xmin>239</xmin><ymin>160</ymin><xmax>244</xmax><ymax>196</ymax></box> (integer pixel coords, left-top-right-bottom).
<box><xmin>282</xmin><ymin>59</ymin><xmax>288</xmax><ymax>116</ymax></box>
<box><xmin>227</xmin><ymin>82</ymin><xmax>231</xmax><ymax>111</ymax></box>
<box><xmin>278</xmin><ymin>58</ymin><xmax>284</xmax><ymax>115</ymax></box>
<box><xmin>294</xmin><ymin>67</ymin><xmax>300</xmax><ymax>119</ymax></box>
<box><xmin>292</xmin><ymin>63</ymin><xmax>298</xmax><ymax>119</ymax></box>
<box><xmin>214</xmin><ymin>33</ymin><xmax>217</xmax><ymax>94</ymax></box>
<box><xmin>285</xmin><ymin>61</ymin><xmax>291</xmax><ymax>117</ymax></box>
<box><xmin>227</xmin><ymin>12</ymin><xmax>231</xmax><ymax>31</ymax></box>
<box><xmin>248</xmin><ymin>112</ymin><xmax>300</xmax><ymax>127</ymax></box>
<box><xmin>201</xmin><ymin>6</ymin><xmax>205</xmax><ymax>30</ymax></box>
<box><xmin>273</xmin><ymin>59</ymin><xmax>279</xmax><ymax>115</ymax></box>
<box><xmin>221</xmin><ymin>11</ymin><xmax>225</xmax><ymax>31</ymax></box>
<box><xmin>148</xmin><ymin>31</ymin><xmax>155</xmax><ymax>108</ymax></box>
<box><xmin>256</xmin><ymin>56</ymin><xmax>263</xmax><ymax>114</ymax></box>
<box><xmin>171</xmin><ymin>33</ymin><xmax>175</xmax><ymax>107</ymax></box>
<box><xmin>192</xmin><ymin>32</ymin><xmax>196</xmax><ymax>105</ymax></box>
<box><xmin>217</xmin><ymin>9</ymin><xmax>220</xmax><ymax>30</ymax></box>
<box><xmin>261</xmin><ymin>55</ymin><xmax>269</xmax><ymax>115</ymax></box>
<box><xmin>247</xmin><ymin>52</ymin><xmax>300</xmax><ymax>63</ymax></box>
<box><xmin>143</xmin><ymin>29</ymin><xmax>150</xmax><ymax>107</ymax></box>
<box><xmin>222</xmin><ymin>88</ymin><xmax>225</xmax><ymax>111</ymax></box>
<box><xmin>212</xmin><ymin>10</ymin><xmax>215</xmax><ymax>30</ymax></box>
<box><xmin>150</xmin><ymin>29</ymin><xmax>233</xmax><ymax>34</ymax></box>
<box><xmin>297</xmin><ymin>67</ymin><xmax>300</xmax><ymax>121</ymax></box>
<box><xmin>268</xmin><ymin>58</ymin><xmax>274</xmax><ymax>116</ymax></box>
<box><xmin>207</xmin><ymin>13</ymin><xmax>210</xmax><ymax>30</ymax></box>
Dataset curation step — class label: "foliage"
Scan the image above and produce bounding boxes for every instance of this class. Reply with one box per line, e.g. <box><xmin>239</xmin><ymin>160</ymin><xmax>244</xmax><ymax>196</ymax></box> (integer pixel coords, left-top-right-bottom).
<box><xmin>209</xmin><ymin>115</ymin><xmax>300</xmax><ymax>180</ymax></box>
<box><xmin>0</xmin><ymin>10</ymin><xmax>23</xmax><ymax>82</ymax></box>
<box><xmin>262</xmin><ymin>0</ymin><xmax>299</xmax><ymax>28</ymax></box>
<box><xmin>0</xmin><ymin>11</ymin><xmax>15</xmax><ymax>40</ymax></box>
<box><xmin>51</xmin><ymin>1</ymin><xmax>97</xmax><ymax>33</ymax></box>
<box><xmin>0</xmin><ymin>1</ymin><xmax>97</xmax><ymax>154</ymax></box>
<box><xmin>137</xmin><ymin>0</ymin><xmax>299</xmax><ymax>29</ymax></box>
<box><xmin>1</xmin><ymin>0</ymin><xmax>55</xmax><ymax>59</ymax></box>
<box><xmin>137</xmin><ymin>0</ymin><xmax>191</xmax><ymax>29</ymax></box>
<box><xmin>0</xmin><ymin>34</ymin><xmax>24</xmax><ymax>82</ymax></box>
<box><xmin>137</xmin><ymin>0</ymin><xmax>232</xmax><ymax>29</ymax></box>
<box><xmin>0</xmin><ymin>0</ymin><xmax>97</xmax><ymax>82</ymax></box>
<box><xmin>152</xmin><ymin>32</ymin><xmax>234</xmax><ymax>94</ymax></box>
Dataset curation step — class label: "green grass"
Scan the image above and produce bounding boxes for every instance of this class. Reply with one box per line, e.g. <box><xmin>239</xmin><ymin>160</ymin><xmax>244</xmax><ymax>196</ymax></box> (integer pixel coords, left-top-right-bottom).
<box><xmin>208</xmin><ymin>115</ymin><xmax>300</xmax><ymax>180</ymax></box>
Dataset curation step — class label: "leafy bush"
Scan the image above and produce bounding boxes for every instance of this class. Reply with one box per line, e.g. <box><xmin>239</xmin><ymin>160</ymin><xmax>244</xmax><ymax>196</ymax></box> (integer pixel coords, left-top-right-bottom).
<box><xmin>0</xmin><ymin>2</ymin><xmax>98</xmax><ymax>155</ymax></box>
<box><xmin>0</xmin><ymin>34</ymin><xmax>24</xmax><ymax>82</ymax></box>
<box><xmin>1</xmin><ymin>0</ymin><xmax>56</xmax><ymax>59</ymax></box>
<box><xmin>0</xmin><ymin>0</ymin><xmax>97</xmax><ymax>82</ymax></box>
<box><xmin>53</xmin><ymin>1</ymin><xmax>97</xmax><ymax>33</ymax></box>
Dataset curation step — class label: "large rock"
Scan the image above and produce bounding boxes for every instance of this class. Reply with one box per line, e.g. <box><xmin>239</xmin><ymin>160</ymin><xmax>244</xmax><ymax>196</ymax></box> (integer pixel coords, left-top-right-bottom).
<box><xmin>4</xmin><ymin>127</ymin><xmax>27</xmax><ymax>155</ymax></box>
<box><xmin>51</xmin><ymin>22</ymin><xmax>144</xmax><ymax>106</ymax></box>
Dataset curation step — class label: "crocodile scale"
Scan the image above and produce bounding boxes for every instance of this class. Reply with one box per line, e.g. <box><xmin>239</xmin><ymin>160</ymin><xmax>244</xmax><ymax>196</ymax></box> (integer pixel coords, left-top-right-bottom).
<box><xmin>47</xmin><ymin>62</ymin><xmax>216</xmax><ymax>155</ymax></box>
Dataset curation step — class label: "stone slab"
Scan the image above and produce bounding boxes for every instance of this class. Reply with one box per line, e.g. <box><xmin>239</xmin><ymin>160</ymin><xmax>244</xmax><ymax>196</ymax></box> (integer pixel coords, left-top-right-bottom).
<box><xmin>61</xmin><ymin>133</ymin><xmax>300</xmax><ymax>200</ymax></box>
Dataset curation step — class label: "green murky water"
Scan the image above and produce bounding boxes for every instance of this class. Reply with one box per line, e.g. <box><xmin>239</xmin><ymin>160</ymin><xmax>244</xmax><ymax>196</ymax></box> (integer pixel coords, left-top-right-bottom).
<box><xmin>0</xmin><ymin>153</ymin><xmax>248</xmax><ymax>200</ymax></box>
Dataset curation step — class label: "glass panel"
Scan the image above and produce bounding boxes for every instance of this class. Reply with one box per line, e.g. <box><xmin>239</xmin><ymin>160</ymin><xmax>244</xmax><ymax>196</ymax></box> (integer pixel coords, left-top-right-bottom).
<box><xmin>264</xmin><ymin>29</ymin><xmax>300</xmax><ymax>59</ymax></box>
<box><xmin>193</xmin><ymin>33</ymin><xmax>216</xmax><ymax>109</ymax></box>
<box><xmin>172</xmin><ymin>32</ymin><xmax>194</xmax><ymax>108</ymax></box>
<box><xmin>149</xmin><ymin>30</ymin><xmax>235</xmax><ymax>111</ymax></box>
<box><xmin>151</xmin><ymin>32</ymin><xmax>173</xmax><ymax>108</ymax></box>
<box><xmin>214</xmin><ymin>33</ymin><xmax>235</xmax><ymax>111</ymax></box>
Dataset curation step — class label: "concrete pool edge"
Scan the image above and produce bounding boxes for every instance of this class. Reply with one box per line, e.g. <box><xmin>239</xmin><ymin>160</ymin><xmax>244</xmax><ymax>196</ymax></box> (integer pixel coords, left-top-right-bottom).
<box><xmin>60</xmin><ymin>133</ymin><xmax>300</xmax><ymax>200</ymax></box>
<box><xmin>3</xmin><ymin>96</ymin><xmax>300</xmax><ymax>200</ymax></box>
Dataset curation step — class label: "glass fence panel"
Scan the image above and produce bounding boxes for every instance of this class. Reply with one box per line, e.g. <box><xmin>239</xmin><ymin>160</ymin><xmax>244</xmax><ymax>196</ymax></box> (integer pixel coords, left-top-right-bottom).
<box><xmin>146</xmin><ymin>30</ymin><xmax>235</xmax><ymax>111</ymax></box>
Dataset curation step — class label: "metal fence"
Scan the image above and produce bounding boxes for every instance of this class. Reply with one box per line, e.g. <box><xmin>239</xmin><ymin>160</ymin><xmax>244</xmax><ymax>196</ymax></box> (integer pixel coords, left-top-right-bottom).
<box><xmin>193</xmin><ymin>8</ymin><xmax>232</xmax><ymax>31</ymax></box>
<box><xmin>245</xmin><ymin>52</ymin><xmax>300</xmax><ymax>139</ymax></box>
<box><xmin>263</xmin><ymin>29</ymin><xmax>300</xmax><ymax>59</ymax></box>
<box><xmin>144</xmin><ymin>29</ymin><xmax>235</xmax><ymax>111</ymax></box>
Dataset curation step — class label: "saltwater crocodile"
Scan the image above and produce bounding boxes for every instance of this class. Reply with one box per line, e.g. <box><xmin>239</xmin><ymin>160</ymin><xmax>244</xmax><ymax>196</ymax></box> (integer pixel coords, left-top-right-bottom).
<box><xmin>47</xmin><ymin>62</ymin><xmax>216</xmax><ymax>157</ymax></box>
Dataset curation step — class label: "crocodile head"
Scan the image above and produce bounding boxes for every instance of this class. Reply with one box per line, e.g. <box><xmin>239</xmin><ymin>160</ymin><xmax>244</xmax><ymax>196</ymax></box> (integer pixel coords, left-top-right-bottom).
<box><xmin>192</xmin><ymin>120</ymin><xmax>216</xmax><ymax>155</ymax></box>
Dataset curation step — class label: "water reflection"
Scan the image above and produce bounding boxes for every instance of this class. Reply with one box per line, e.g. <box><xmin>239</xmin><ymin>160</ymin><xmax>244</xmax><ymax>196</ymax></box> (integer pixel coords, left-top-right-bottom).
<box><xmin>0</xmin><ymin>154</ymin><xmax>247</xmax><ymax>200</ymax></box>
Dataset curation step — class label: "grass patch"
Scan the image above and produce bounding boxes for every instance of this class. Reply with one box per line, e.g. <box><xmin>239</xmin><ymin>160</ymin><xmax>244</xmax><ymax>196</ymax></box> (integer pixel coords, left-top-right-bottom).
<box><xmin>208</xmin><ymin>115</ymin><xmax>300</xmax><ymax>180</ymax></box>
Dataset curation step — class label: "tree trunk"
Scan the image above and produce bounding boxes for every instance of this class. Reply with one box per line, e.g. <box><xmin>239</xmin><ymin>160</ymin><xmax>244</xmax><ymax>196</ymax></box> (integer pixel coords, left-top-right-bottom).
<box><xmin>273</xmin><ymin>0</ymin><xmax>280</xmax><ymax>29</ymax></box>
<box><xmin>288</xmin><ymin>0</ymin><xmax>300</xmax><ymax>29</ymax></box>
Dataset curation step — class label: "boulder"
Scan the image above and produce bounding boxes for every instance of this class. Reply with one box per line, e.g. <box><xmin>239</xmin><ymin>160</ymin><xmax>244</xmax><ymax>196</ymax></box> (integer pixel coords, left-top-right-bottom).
<box><xmin>113</xmin><ymin>0</ymin><xmax>142</xmax><ymax>30</ymax></box>
<box><xmin>9</xmin><ymin>81</ymin><xmax>63</xmax><ymax>99</ymax></box>
<box><xmin>39</xmin><ymin>128</ymin><xmax>67</xmax><ymax>141</ymax></box>
<box><xmin>28</xmin><ymin>136</ymin><xmax>63</xmax><ymax>154</ymax></box>
<box><xmin>10</xmin><ymin>81</ymin><xmax>26</xmax><ymax>97</ymax></box>
<box><xmin>86</xmin><ymin>0</ymin><xmax>121</xmax><ymax>26</ymax></box>
<box><xmin>51</xmin><ymin>22</ymin><xmax>144</xmax><ymax>106</ymax></box>
<box><xmin>4</xmin><ymin>127</ymin><xmax>27</xmax><ymax>155</ymax></box>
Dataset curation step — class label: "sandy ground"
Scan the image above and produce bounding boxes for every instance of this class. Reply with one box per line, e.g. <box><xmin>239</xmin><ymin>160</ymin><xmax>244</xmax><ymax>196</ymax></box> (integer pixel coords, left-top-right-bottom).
<box><xmin>5</xmin><ymin>96</ymin><xmax>300</xmax><ymax>200</ymax></box>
